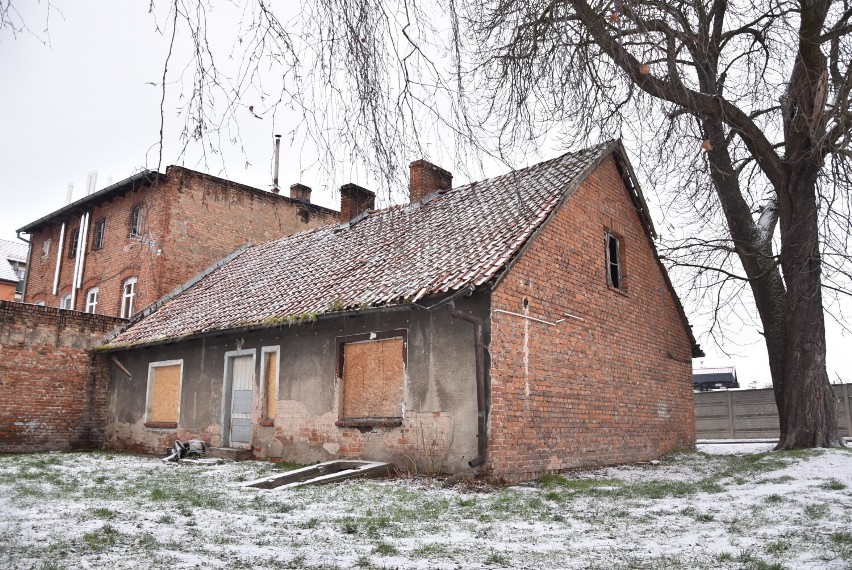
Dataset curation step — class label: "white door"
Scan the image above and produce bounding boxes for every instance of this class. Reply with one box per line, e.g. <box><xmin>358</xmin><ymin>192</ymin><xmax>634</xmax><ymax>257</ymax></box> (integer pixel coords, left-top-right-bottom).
<box><xmin>229</xmin><ymin>355</ymin><xmax>254</xmax><ymax>447</ymax></box>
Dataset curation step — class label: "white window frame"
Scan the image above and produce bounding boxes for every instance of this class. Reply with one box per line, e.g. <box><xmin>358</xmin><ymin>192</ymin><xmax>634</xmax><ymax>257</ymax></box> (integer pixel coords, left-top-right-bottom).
<box><xmin>41</xmin><ymin>239</ymin><xmax>51</xmax><ymax>259</ymax></box>
<box><xmin>120</xmin><ymin>277</ymin><xmax>137</xmax><ymax>318</ymax></box>
<box><xmin>69</xmin><ymin>228</ymin><xmax>80</xmax><ymax>259</ymax></box>
<box><xmin>60</xmin><ymin>293</ymin><xmax>73</xmax><ymax>310</ymax></box>
<box><xmin>93</xmin><ymin>218</ymin><xmax>106</xmax><ymax>250</ymax></box>
<box><xmin>85</xmin><ymin>287</ymin><xmax>99</xmax><ymax>314</ymax></box>
<box><xmin>145</xmin><ymin>359</ymin><xmax>184</xmax><ymax>426</ymax></box>
<box><xmin>260</xmin><ymin>346</ymin><xmax>281</xmax><ymax>422</ymax></box>
<box><xmin>129</xmin><ymin>204</ymin><xmax>142</xmax><ymax>238</ymax></box>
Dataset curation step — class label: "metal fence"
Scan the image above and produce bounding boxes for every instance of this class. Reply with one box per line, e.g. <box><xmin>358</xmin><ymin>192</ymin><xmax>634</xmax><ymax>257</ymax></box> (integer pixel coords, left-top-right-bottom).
<box><xmin>694</xmin><ymin>384</ymin><xmax>852</xmax><ymax>440</ymax></box>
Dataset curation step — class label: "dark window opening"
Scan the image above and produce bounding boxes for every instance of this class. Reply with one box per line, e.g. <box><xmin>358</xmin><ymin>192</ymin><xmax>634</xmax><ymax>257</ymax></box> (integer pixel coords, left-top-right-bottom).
<box><xmin>606</xmin><ymin>232</ymin><xmax>622</xmax><ymax>289</ymax></box>
<box><xmin>69</xmin><ymin>229</ymin><xmax>80</xmax><ymax>259</ymax></box>
<box><xmin>93</xmin><ymin>218</ymin><xmax>106</xmax><ymax>250</ymax></box>
<box><xmin>129</xmin><ymin>204</ymin><xmax>142</xmax><ymax>238</ymax></box>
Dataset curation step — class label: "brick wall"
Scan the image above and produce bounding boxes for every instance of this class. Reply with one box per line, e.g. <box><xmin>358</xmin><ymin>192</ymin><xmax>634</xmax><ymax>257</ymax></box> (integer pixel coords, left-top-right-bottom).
<box><xmin>488</xmin><ymin>156</ymin><xmax>695</xmax><ymax>483</ymax></box>
<box><xmin>0</xmin><ymin>301</ymin><xmax>125</xmax><ymax>452</ymax></box>
<box><xmin>24</xmin><ymin>168</ymin><xmax>339</xmax><ymax>316</ymax></box>
<box><xmin>0</xmin><ymin>282</ymin><xmax>15</xmax><ymax>302</ymax></box>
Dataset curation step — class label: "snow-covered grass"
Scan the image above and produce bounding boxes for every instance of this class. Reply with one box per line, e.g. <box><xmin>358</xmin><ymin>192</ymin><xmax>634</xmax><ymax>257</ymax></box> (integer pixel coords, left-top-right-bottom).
<box><xmin>1</xmin><ymin>443</ymin><xmax>851</xmax><ymax>569</ymax></box>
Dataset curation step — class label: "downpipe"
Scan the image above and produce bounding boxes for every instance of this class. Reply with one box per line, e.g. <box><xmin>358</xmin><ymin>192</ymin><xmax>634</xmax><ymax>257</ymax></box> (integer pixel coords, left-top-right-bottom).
<box><xmin>448</xmin><ymin>300</ymin><xmax>487</xmax><ymax>469</ymax></box>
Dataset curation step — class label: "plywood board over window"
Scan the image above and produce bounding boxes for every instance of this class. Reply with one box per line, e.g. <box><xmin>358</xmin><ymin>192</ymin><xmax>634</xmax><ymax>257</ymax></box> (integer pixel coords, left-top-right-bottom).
<box><xmin>339</xmin><ymin>333</ymin><xmax>406</xmax><ymax>427</ymax></box>
<box><xmin>260</xmin><ymin>347</ymin><xmax>279</xmax><ymax>426</ymax></box>
<box><xmin>145</xmin><ymin>360</ymin><xmax>183</xmax><ymax>428</ymax></box>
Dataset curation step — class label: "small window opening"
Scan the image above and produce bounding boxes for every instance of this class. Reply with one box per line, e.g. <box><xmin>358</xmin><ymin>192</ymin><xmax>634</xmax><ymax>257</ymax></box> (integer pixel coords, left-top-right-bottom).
<box><xmin>41</xmin><ymin>239</ymin><xmax>51</xmax><ymax>259</ymax></box>
<box><xmin>69</xmin><ymin>229</ymin><xmax>80</xmax><ymax>259</ymax></box>
<box><xmin>93</xmin><ymin>218</ymin><xmax>106</xmax><ymax>250</ymax></box>
<box><xmin>60</xmin><ymin>293</ymin><xmax>73</xmax><ymax>310</ymax></box>
<box><xmin>129</xmin><ymin>204</ymin><xmax>142</xmax><ymax>238</ymax></box>
<box><xmin>606</xmin><ymin>232</ymin><xmax>622</xmax><ymax>289</ymax></box>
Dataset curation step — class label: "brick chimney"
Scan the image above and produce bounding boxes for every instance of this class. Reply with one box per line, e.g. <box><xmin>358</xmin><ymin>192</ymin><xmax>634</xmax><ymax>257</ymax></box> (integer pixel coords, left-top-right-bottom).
<box><xmin>409</xmin><ymin>159</ymin><xmax>453</xmax><ymax>204</ymax></box>
<box><xmin>290</xmin><ymin>183</ymin><xmax>311</xmax><ymax>203</ymax></box>
<box><xmin>339</xmin><ymin>183</ymin><xmax>375</xmax><ymax>222</ymax></box>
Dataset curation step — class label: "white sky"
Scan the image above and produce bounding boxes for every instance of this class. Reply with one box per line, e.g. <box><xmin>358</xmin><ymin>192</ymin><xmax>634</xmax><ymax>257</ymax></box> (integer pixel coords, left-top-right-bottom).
<box><xmin>0</xmin><ymin>1</ymin><xmax>848</xmax><ymax>387</ymax></box>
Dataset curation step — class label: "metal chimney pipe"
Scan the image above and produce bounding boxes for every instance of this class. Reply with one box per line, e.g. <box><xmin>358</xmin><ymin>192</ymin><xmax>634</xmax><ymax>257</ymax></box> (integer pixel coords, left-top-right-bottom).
<box><xmin>272</xmin><ymin>134</ymin><xmax>282</xmax><ymax>194</ymax></box>
<box><xmin>86</xmin><ymin>171</ymin><xmax>98</xmax><ymax>195</ymax></box>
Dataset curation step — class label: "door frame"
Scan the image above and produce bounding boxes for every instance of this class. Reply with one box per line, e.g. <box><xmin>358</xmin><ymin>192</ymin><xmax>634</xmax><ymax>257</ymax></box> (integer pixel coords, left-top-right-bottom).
<box><xmin>221</xmin><ymin>348</ymin><xmax>257</xmax><ymax>448</ymax></box>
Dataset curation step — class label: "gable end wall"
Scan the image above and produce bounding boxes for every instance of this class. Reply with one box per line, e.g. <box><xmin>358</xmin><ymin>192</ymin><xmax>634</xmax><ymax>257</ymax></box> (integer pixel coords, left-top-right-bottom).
<box><xmin>488</xmin><ymin>156</ymin><xmax>695</xmax><ymax>483</ymax></box>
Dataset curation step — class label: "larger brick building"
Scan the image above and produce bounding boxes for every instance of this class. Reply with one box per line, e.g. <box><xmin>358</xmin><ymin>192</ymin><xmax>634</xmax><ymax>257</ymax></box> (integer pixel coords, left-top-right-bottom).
<box><xmin>99</xmin><ymin>141</ymin><xmax>702</xmax><ymax>483</ymax></box>
<box><xmin>18</xmin><ymin>167</ymin><xmax>339</xmax><ymax>317</ymax></box>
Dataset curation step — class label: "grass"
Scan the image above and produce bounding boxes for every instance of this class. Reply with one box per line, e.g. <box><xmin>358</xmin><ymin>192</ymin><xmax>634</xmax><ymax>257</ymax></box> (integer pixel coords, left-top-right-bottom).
<box><xmin>0</xmin><ymin>448</ymin><xmax>847</xmax><ymax>570</ymax></box>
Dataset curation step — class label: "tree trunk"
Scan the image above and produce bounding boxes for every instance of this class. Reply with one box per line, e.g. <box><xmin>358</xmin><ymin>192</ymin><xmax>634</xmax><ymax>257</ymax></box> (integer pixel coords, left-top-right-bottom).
<box><xmin>699</xmin><ymin>119</ymin><xmax>789</xmax><ymax>435</ymax></box>
<box><xmin>775</xmin><ymin>171</ymin><xmax>839</xmax><ymax>448</ymax></box>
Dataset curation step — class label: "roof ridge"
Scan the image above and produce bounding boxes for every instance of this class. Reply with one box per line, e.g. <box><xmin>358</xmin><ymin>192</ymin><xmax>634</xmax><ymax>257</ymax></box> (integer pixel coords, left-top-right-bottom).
<box><xmin>104</xmin><ymin>141</ymin><xmax>626</xmax><ymax>348</ymax></box>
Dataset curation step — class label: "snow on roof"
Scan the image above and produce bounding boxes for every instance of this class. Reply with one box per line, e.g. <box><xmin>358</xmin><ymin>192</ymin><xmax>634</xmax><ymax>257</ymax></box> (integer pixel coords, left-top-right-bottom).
<box><xmin>0</xmin><ymin>238</ymin><xmax>27</xmax><ymax>283</ymax></box>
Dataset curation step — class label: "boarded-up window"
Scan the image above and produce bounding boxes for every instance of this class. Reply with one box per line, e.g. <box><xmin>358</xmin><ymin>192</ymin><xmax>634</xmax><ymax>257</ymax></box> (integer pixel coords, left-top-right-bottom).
<box><xmin>145</xmin><ymin>361</ymin><xmax>182</xmax><ymax>427</ymax></box>
<box><xmin>262</xmin><ymin>347</ymin><xmax>279</xmax><ymax>422</ymax></box>
<box><xmin>341</xmin><ymin>337</ymin><xmax>404</xmax><ymax>420</ymax></box>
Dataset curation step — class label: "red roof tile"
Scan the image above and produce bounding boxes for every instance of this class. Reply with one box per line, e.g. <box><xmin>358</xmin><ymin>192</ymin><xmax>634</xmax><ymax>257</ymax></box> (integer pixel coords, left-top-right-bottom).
<box><xmin>106</xmin><ymin>142</ymin><xmax>618</xmax><ymax>347</ymax></box>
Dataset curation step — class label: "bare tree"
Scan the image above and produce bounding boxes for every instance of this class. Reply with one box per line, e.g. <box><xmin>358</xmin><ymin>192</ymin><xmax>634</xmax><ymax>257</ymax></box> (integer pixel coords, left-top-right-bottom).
<box><xmin>153</xmin><ymin>0</ymin><xmax>850</xmax><ymax>448</ymax></box>
<box><xmin>468</xmin><ymin>0</ymin><xmax>851</xmax><ymax>448</ymax></box>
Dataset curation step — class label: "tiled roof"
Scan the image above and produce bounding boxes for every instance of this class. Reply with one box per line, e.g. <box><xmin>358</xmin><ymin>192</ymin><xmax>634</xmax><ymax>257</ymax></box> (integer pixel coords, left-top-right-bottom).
<box><xmin>0</xmin><ymin>239</ymin><xmax>27</xmax><ymax>283</ymax></box>
<box><xmin>107</xmin><ymin>142</ymin><xmax>623</xmax><ymax>347</ymax></box>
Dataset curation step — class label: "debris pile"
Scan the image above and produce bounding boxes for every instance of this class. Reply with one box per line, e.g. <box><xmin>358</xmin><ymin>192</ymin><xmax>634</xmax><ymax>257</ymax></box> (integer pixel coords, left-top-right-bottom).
<box><xmin>163</xmin><ymin>439</ymin><xmax>208</xmax><ymax>462</ymax></box>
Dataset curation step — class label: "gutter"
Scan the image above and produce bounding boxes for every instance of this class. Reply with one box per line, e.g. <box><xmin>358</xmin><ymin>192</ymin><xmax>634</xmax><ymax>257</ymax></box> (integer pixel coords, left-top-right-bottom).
<box><xmin>447</xmin><ymin>300</ymin><xmax>488</xmax><ymax>469</ymax></box>
<box><xmin>17</xmin><ymin>231</ymin><xmax>32</xmax><ymax>302</ymax></box>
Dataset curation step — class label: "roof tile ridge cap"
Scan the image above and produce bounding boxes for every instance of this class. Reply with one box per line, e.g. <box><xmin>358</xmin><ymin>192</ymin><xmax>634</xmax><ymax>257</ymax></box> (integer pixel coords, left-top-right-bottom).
<box><xmin>450</xmin><ymin>146</ymin><xmax>602</xmax><ymax>194</ymax></box>
<box><xmin>335</xmin><ymin>202</ymin><xmax>413</xmax><ymax>231</ymax></box>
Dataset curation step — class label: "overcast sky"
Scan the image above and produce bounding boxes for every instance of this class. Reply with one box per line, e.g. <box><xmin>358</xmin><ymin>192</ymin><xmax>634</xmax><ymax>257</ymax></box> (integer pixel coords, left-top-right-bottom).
<box><xmin>1</xmin><ymin>1</ymin><xmax>848</xmax><ymax>386</ymax></box>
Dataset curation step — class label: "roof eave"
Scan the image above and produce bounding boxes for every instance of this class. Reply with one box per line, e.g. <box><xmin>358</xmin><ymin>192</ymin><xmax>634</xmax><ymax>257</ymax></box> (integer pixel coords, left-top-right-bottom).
<box><xmin>99</xmin><ymin>300</ymin><xmax>421</xmax><ymax>353</ymax></box>
<box><xmin>17</xmin><ymin>170</ymin><xmax>165</xmax><ymax>234</ymax></box>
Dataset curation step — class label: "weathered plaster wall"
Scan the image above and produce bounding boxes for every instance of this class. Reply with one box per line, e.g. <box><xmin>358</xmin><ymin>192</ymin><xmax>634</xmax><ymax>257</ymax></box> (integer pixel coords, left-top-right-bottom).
<box><xmin>488</xmin><ymin>156</ymin><xmax>696</xmax><ymax>483</ymax></box>
<box><xmin>0</xmin><ymin>302</ymin><xmax>124</xmax><ymax>452</ymax></box>
<box><xmin>105</xmin><ymin>294</ymin><xmax>487</xmax><ymax>474</ymax></box>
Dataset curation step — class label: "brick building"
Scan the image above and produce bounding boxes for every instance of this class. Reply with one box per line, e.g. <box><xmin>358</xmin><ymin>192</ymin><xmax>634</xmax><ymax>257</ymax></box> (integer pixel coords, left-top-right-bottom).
<box><xmin>99</xmin><ymin>141</ymin><xmax>702</xmax><ymax>482</ymax></box>
<box><xmin>17</xmin><ymin>167</ymin><xmax>339</xmax><ymax>317</ymax></box>
<box><xmin>0</xmin><ymin>239</ymin><xmax>27</xmax><ymax>302</ymax></box>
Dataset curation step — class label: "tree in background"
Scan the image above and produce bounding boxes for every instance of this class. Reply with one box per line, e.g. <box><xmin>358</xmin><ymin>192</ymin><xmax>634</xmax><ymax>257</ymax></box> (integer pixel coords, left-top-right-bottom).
<box><xmin>463</xmin><ymin>0</ymin><xmax>852</xmax><ymax>448</ymax></box>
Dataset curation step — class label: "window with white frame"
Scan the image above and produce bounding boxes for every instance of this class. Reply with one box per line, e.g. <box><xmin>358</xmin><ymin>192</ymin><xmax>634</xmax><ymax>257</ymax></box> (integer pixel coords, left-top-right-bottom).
<box><xmin>85</xmin><ymin>287</ymin><xmax>99</xmax><ymax>314</ymax></box>
<box><xmin>69</xmin><ymin>228</ymin><xmax>80</xmax><ymax>259</ymax></box>
<box><xmin>92</xmin><ymin>218</ymin><xmax>106</xmax><ymax>250</ymax></box>
<box><xmin>260</xmin><ymin>346</ymin><xmax>280</xmax><ymax>423</ymax></box>
<box><xmin>129</xmin><ymin>204</ymin><xmax>142</xmax><ymax>238</ymax></box>
<box><xmin>60</xmin><ymin>293</ymin><xmax>73</xmax><ymax>310</ymax></box>
<box><xmin>41</xmin><ymin>239</ymin><xmax>51</xmax><ymax>259</ymax></box>
<box><xmin>145</xmin><ymin>360</ymin><xmax>183</xmax><ymax>428</ymax></box>
<box><xmin>120</xmin><ymin>277</ymin><xmax>137</xmax><ymax>318</ymax></box>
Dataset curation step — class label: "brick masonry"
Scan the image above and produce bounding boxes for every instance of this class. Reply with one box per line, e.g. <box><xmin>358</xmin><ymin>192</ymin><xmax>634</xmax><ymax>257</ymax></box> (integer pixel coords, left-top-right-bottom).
<box><xmin>488</xmin><ymin>156</ymin><xmax>695</xmax><ymax>483</ymax></box>
<box><xmin>24</xmin><ymin>166</ymin><xmax>339</xmax><ymax>316</ymax></box>
<box><xmin>0</xmin><ymin>301</ymin><xmax>125</xmax><ymax>452</ymax></box>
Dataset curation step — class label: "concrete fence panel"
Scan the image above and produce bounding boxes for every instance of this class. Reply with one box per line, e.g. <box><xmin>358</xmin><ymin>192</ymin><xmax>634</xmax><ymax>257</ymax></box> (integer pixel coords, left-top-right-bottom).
<box><xmin>695</xmin><ymin>385</ymin><xmax>852</xmax><ymax>440</ymax></box>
